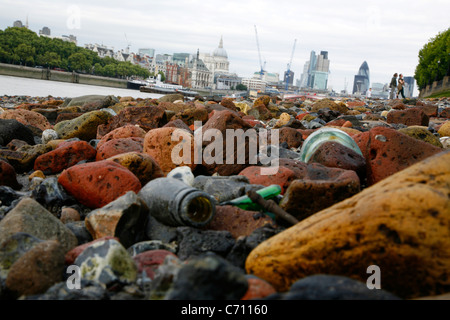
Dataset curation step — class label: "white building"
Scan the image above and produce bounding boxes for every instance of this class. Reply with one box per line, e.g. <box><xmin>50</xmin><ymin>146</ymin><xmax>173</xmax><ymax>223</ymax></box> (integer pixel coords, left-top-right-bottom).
<box><xmin>242</xmin><ymin>78</ymin><xmax>267</xmax><ymax>91</ymax></box>
<box><xmin>200</xmin><ymin>37</ymin><xmax>230</xmax><ymax>75</ymax></box>
<box><xmin>199</xmin><ymin>37</ymin><xmax>240</xmax><ymax>90</ymax></box>
<box><xmin>85</xmin><ymin>44</ymin><xmax>115</xmax><ymax>59</ymax></box>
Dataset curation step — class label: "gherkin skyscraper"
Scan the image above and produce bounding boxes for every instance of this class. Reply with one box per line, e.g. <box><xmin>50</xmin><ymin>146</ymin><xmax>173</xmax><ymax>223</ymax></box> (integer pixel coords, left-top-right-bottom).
<box><xmin>352</xmin><ymin>61</ymin><xmax>370</xmax><ymax>95</ymax></box>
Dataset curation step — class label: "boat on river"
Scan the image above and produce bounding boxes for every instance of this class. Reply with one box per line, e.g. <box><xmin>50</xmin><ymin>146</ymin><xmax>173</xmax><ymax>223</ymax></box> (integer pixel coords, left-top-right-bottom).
<box><xmin>127</xmin><ymin>79</ymin><xmax>149</xmax><ymax>90</ymax></box>
<box><xmin>140</xmin><ymin>80</ymin><xmax>199</xmax><ymax>97</ymax></box>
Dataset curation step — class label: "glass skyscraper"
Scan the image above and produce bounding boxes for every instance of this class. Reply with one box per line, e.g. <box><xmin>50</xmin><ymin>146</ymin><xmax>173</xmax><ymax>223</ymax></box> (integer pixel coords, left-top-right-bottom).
<box><xmin>352</xmin><ymin>61</ymin><xmax>370</xmax><ymax>95</ymax></box>
<box><xmin>301</xmin><ymin>50</ymin><xmax>330</xmax><ymax>90</ymax></box>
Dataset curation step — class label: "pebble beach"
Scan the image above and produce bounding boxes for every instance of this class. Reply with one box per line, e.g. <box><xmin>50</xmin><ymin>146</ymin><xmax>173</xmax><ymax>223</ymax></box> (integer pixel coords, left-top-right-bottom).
<box><xmin>0</xmin><ymin>92</ymin><xmax>449</xmax><ymax>301</ymax></box>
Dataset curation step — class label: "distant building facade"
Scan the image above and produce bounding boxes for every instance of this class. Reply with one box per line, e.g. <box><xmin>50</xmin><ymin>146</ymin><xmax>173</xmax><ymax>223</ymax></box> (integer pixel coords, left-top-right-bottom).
<box><xmin>139</xmin><ymin>48</ymin><xmax>155</xmax><ymax>58</ymax></box>
<box><xmin>300</xmin><ymin>50</ymin><xmax>330</xmax><ymax>90</ymax></box>
<box><xmin>242</xmin><ymin>78</ymin><xmax>266</xmax><ymax>91</ymax></box>
<box><xmin>39</xmin><ymin>26</ymin><xmax>51</xmax><ymax>36</ymax></box>
<box><xmin>353</xmin><ymin>61</ymin><xmax>370</xmax><ymax>95</ymax></box>
<box><xmin>403</xmin><ymin>76</ymin><xmax>415</xmax><ymax>98</ymax></box>
<box><xmin>85</xmin><ymin>44</ymin><xmax>115</xmax><ymax>58</ymax></box>
<box><xmin>188</xmin><ymin>49</ymin><xmax>213</xmax><ymax>89</ymax></box>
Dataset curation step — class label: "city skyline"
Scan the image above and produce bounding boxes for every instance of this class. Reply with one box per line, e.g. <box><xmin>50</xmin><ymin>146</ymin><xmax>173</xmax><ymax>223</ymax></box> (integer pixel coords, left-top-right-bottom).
<box><xmin>1</xmin><ymin>0</ymin><xmax>449</xmax><ymax>96</ymax></box>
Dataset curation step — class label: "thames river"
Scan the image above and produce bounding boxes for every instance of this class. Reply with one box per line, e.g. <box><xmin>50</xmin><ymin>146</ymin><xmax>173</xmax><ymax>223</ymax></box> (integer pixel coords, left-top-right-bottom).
<box><xmin>0</xmin><ymin>75</ymin><xmax>163</xmax><ymax>99</ymax></box>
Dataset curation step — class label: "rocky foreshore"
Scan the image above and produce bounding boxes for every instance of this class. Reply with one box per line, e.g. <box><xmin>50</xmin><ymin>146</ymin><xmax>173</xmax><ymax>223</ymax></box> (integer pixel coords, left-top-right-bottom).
<box><xmin>0</xmin><ymin>92</ymin><xmax>449</xmax><ymax>300</ymax></box>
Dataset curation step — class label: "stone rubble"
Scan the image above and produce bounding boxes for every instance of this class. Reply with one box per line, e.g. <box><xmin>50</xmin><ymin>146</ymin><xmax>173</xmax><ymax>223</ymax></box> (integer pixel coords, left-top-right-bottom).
<box><xmin>0</xmin><ymin>93</ymin><xmax>449</xmax><ymax>300</ymax></box>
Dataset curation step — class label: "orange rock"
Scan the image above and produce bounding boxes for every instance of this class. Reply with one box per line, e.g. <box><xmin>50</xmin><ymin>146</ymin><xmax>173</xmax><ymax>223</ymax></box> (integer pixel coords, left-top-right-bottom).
<box><xmin>96</xmin><ymin>124</ymin><xmax>146</xmax><ymax>150</ymax></box>
<box><xmin>34</xmin><ymin>140</ymin><xmax>97</xmax><ymax>174</ymax></box>
<box><xmin>143</xmin><ymin>127</ymin><xmax>197</xmax><ymax>175</ymax></box>
<box><xmin>342</xmin><ymin>120</ymin><xmax>353</xmax><ymax>128</ymax></box>
<box><xmin>0</xmin><ymin>109</ymin><xmax>52</xmax><ymax>131</ymax></box>
<box><xmin>57</xmin><ymin>160</ymin><xmax>142</xmax><ymax>209</ymax></box>
<box><xmin>95</xmin><ymin>137</ymin><xmax>144</xmax><ymax>161</ymax></box>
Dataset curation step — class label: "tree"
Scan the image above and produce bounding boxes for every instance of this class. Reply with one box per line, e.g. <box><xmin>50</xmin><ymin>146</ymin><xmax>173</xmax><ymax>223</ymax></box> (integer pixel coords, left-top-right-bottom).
<box><xmin>236</xmin><ymin>83</ymin><xmax>248</xmax><ymax>91</ymax></box>
<box><xmin>68</xmin><ymin>52</ymin><xmax>91</xmax><ymax>73</ymax></box>
<box><xmin>36</xmin><ymin>51</ymin><xmax>61</xmax><ymax>68</ymax></box>
<box><xmin>415</xmin><ymin>28</ymin><xmax>450</xmax><ymax>90</ymax></box>
<box><xmin>14</xmin><ymin>43</ymin><xmax>36</xmax><ymax>66</ymax></box>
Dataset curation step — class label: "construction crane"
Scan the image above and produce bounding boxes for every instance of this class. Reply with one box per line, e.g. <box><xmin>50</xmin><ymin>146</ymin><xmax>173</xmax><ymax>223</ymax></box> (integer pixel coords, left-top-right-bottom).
<box><xmin>254</xmin><ymin>25</ymin><xmax>265</xmax><ymax>80</ymax></box>
<box><xmin>285</xmin><ymin>39</ymin><xmax>297</xmax><ymax>91</ymax></box>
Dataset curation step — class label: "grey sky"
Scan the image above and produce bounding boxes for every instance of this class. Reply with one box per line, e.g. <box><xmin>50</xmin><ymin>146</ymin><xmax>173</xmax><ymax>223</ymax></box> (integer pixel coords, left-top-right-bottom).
<box><xmin>1</xmin><ymin>0</ymin><xmax>449</xmax><ymax>94</ymax></box>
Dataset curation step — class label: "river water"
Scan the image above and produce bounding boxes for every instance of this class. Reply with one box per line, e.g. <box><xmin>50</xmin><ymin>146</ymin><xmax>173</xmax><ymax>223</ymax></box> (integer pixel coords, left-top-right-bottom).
<box><xmin>0</xmin><ymin>75</ymin><xmax>163</xmax><ymax>99</ymax></box>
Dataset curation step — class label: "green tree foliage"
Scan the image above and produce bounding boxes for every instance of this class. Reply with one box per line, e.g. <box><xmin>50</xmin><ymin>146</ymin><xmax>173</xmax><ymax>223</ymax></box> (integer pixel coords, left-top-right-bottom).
<box><xmin>0</xmin><ymin>26</ymin><xmax>150</xmax><ymax>79</ymax></box>
<box><xmin>415</xmin><ymin>28</ymin><xmax>450</xmax><ymax>90</ymax></box>
<box><xmin>236</xmin><ymin>83</ymin><xmax>248</xmax><ymax>91</ymax></box>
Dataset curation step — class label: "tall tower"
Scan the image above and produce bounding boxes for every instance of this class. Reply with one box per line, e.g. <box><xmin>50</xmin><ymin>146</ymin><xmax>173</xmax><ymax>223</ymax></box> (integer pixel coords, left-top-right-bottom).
<box><xmin>352</xmin><ymin>61</ymin><xmax>370</xmax><ymax>94</ymax></box>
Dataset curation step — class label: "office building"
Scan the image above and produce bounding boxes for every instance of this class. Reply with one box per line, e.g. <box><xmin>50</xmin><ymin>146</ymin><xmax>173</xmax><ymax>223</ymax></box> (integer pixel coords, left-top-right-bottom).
<box><xmin>299</xmin><ymin>50</ymin><xmax>330</xmax><ymax>90</ymax></box>
<box><xmin>352</xmin><ymin>61</ymin><xmax>370</xmax><ymax>95</ymax></box>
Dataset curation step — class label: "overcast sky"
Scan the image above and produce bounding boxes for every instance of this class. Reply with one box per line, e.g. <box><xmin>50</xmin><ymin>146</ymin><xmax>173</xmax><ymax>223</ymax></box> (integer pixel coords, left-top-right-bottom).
<box><xmin>1</xmin><ymin>0</ymin><xmax>449</xmax><ymax>94</ymax></box>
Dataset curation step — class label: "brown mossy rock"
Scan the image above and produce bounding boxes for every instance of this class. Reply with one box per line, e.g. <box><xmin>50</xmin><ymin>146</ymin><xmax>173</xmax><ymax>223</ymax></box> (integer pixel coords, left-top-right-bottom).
<box><xmin>5</xmin><ymin>240</ymin><xmax>65</xmax><ymax>297</ymax></box>
<box><xmin>245</xmin><ymin>150</ymin><xmax>450</xmax><ymax>299</ymax></box>
<box><xmin>311</xmin><ymin>99</ymin><xmax>349</xmax><ymax>114</ymax></box>
<box><xmin>96</xmin><ymin>105</ymin><xmax>167</xmax><ymax>139</ymax></box>
<box><xmin>253</xmin><ymin>95</ymin><xmax>271</xmax><ymax>107</ymax></box>
<box><xmin>398</xmin><ymin>126</ymin><xmax>443</xmax><ymax>148</ymax></box>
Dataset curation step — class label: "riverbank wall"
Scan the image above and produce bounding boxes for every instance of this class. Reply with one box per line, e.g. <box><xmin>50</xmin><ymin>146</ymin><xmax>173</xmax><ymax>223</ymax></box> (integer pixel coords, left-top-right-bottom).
<box><xmin>419</xmin><ymin>76</ymin><xmax>450</xmax><ymax>98</ymax></box>
<box><xmin>0</xmin><ymin>63</ymin><xmax>128</xmax><ymax>89</ymax></box>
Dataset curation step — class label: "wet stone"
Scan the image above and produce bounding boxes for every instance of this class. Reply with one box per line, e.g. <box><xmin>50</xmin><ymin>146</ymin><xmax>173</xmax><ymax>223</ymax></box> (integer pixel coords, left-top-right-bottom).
<box><xmin>175</xmin><ymin>227</ymin><xmax>236</xmax><ymax>261</ymax></box>
<box><xmin>269</xmin><ymin>275</ymin><xmax>400</xmax><ymax>300</ymax></box>
<box><xmin>64</xmin><ymin>221</ymin><xmax>93</xmax><ymax>246</ymax></box>
<box><xmin>31</xmin><ymin>177</ymin><xmax>77</xmax><ymax>216</ymax></box>
<box><xmin>0</xmin><ymin>232</ymin><xmax>43</xmax><ymax>282</ymax></box>
<box><xmin>0</xmin><ymin>197</ymin><xmax>78</xmax><ymax>253</ymax></box>
<box><xmin>74</xmin><ymin>238</ymin><xmax>137</xmax><ymax>288</ymax></box>
<box><xmin>165</xmin><ymin>253</ymin><xmax>248</xmax><ymax>300</ymax></box>
<box><xmin>127</xmin><ymin>240</ymin><xmax>178</xmax><ymax>257</ymax></box>
<box><xmin>23</xmin><ymin>279</ymin><xmax>109</xmax><ymax>300</ymax></box>
<box><xmin>5</xmin><ymin>240</ymin><xmax>66</xmax><ymax>297</ymax></box>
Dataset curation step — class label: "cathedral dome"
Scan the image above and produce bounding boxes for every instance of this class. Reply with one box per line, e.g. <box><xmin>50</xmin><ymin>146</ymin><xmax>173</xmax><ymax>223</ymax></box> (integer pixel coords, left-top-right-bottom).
<box><xmin>213</xmin><ymin>37</ymin><xmax>228</xmax><ymax>58</ymax></box>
